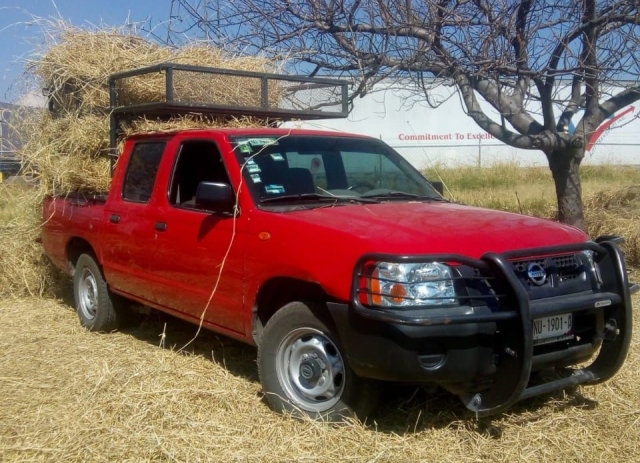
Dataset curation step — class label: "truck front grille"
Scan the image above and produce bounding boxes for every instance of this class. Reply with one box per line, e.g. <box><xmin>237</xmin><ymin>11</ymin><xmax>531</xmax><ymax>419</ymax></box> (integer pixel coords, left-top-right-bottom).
<box><xmin>511</xmin><ymin>254</ymin><xmax>589</xmax><ymax>298</ymax></box>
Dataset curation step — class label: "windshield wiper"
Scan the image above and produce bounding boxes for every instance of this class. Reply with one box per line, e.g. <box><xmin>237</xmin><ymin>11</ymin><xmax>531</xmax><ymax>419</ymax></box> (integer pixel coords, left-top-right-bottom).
<box><xmin>360</xmin><ymin>191</ymin><xmax>447</xmax><ymax>201</ymax></box>
<box><xmin>260</xmin><ymin>193</ymin><xmax>378</xmax><ymax>204</ymax></box>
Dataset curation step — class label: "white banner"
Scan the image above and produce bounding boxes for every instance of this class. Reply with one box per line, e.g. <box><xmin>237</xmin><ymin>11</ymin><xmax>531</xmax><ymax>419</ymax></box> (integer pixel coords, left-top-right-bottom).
<box><xmin>287</xmin><ymin>82</ymin><xmax>640</xmax><ymax>168</ymax></box>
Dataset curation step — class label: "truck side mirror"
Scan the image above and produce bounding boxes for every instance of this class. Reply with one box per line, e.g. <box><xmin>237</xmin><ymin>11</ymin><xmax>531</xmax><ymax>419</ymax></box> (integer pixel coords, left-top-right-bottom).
<box><xmin>195</xmin><ymin>182</ymin><xmax>235</xmax><ymax>213</ymax></box>
<box><xmin>430</xmin><ymin>181</ymin><xmax>444</xmax><ymax>196</ymax></box>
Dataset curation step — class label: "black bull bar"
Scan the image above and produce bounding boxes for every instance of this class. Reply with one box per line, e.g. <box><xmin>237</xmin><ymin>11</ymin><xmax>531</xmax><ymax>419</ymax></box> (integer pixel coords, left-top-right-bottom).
<box><xmin>351</xmin><ymin>239</ymin><xmax>635</xmax><ymax>416</ymax></box>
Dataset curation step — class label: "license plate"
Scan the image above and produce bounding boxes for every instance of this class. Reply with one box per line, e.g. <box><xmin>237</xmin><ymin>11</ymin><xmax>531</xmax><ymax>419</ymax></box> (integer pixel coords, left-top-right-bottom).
<box><xmin>532</xmin><ymin>313</ymin><xmax>573</xmax><ymax>342</ymax></box>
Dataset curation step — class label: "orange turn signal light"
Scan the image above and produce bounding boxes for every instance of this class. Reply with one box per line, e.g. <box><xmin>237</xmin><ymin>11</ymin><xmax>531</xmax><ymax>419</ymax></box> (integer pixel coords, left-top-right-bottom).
<box><xmin>369</xmin><ymin>268</ymin><xmax>383</xmax><ymax>305</ymax></box>
<box><xmin>389</xmin><ymin>283</ymin><xmax>407</xmax><ymax>303</ymax></box>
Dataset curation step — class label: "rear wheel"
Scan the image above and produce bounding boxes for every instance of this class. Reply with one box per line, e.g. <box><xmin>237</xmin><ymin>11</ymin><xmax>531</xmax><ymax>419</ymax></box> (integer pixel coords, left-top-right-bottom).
<box><xmin>258</xmin><ymin>301</ymin><xmax>379</xmax><ymax>421</ymax></box>
<box><xmin>73</xmin><ymin>253</ymin><xmax>120</xmax><ymax>332</ymax></box>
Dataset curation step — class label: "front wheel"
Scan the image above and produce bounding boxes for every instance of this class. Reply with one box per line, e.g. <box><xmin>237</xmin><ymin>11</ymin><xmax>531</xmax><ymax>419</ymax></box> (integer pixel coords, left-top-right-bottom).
<box><xmin>73</xmin><ymin>253</ymin><xmax>120</xmax><ymax>332</ymax></box>
<box><xmin>258</xmin><ymin>301</ymin><xmax>379</xmax><ymax>421</ymax></box>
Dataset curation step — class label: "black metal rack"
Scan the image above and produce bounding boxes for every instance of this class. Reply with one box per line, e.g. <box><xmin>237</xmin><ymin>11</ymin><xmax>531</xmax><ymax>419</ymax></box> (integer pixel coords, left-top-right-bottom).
<box><xmin>108</xmin><ymin>63</ymin><xmax>349</xmax><ymax>167</ymax></box>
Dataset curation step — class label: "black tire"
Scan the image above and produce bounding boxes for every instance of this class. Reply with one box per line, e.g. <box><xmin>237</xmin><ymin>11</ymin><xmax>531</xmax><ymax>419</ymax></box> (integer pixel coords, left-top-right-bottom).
<box><xmin>73</xmin><ymin>253</ymin><xmax>120</xmax><ymax>332</ymax></box>
<box><xmin>258</xmin><ymin>301</ymin><xmax>379</xmax><ymax>421</ymax></box>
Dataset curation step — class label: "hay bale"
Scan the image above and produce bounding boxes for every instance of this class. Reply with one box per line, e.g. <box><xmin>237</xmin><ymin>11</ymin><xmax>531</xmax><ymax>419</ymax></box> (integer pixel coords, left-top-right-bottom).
<box><xmin>0</xmin><ymin>21</ymin><xmax>282</xmax><ymax>297</ymax></box>
<box><xmin>16</xmin><ymin>111</ymin><xmax>271</xmax><ymax>196</ymax></box>
<box><xmin>34</xmin><ymin>22</ymin><xmax>279</xmax><ymax>112</ymax></box>
<box><xmin>0</xmin><ymin>184</ymin><xmax>65</xmax><ymax>297</ymax></box>
<box><xmin>124</xmin><ymin>115</ymin><xmax>270</xmax><ymax>137</ymax></box>
<box><xmin>18</xmin><ymin>21</ymin><xmax>280</xmax><ymax>196</ymax></box>
<box><xmin>116</xmin><ymin>47</ymin><xmax>281</xmax><ymax>108</ymax></box>
<box><xmin>18</xmin><ymin>110</ymin><xmax>112</xmax><ymax>193</ymax></box>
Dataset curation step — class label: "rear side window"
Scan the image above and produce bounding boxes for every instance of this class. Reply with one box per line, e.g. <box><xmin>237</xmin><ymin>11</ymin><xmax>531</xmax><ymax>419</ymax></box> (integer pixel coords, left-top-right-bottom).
<box><xmin>122</xmin><ymin>142</ymin><xmax>166</xmax><ymax>203</ymax></box>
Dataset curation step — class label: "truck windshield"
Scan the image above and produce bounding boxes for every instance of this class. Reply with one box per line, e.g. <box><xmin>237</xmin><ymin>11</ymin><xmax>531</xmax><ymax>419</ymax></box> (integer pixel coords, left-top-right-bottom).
<box><xmin>230</xmin><ymin>135</ymin><xmax>441</xmax><ymax>205</ymax></box>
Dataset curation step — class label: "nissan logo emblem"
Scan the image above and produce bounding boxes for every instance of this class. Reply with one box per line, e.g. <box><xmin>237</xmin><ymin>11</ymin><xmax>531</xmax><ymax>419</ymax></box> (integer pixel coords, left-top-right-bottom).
<box><xmin>527</xmin><ymin>263</ymin><xmax>547</xmax><ymax>286</ymax></box>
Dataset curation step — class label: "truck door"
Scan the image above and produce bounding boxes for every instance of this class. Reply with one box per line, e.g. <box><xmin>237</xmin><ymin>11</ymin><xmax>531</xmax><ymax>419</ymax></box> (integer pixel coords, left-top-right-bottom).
<box><xmin>101</xmin><ymin>140</ymin><xmax>167</xmax><ymax>302</ymax></box>
<box><xmin>147</xmin><ymin>138</ymin><xmax>246</xmax><ymax>335</ymax></box>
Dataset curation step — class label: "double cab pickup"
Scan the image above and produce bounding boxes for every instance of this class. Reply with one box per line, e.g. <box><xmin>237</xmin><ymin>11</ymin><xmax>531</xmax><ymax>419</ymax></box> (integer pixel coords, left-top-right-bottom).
<box><xmin>43</xmin><ymin>127</ymin><xmax>634</xmax><ymax>420</ymax></box>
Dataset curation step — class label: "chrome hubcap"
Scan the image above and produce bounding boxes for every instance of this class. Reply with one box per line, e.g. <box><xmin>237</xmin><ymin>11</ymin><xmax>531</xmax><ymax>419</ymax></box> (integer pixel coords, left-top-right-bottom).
<box><xmin>78</xmin><ymin>268</ymin><xmax>98</xmax><ymax>320</ymax></box>
<box><xmin>276</xmin><ymin>328</ymin><xmax>345</xmax><ymax>412</ymax></box>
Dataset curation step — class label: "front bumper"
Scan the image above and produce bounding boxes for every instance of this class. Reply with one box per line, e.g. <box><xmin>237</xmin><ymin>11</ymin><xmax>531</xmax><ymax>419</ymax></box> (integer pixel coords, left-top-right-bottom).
<box><xmin>328</xmin><ymin>240</ymin><xmax>634</xmax><ymax>417</ymax></box>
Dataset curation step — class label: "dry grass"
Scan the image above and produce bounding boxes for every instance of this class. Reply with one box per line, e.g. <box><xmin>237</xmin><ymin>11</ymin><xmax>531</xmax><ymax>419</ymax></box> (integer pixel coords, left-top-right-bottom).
<box><xmin>586</xmin><ymin>186</ymin><xmax>640</xmax><ymax>268</ymax></box>
<box><xmin>124</xmin><ymin>115</ymin><xmax>272</xmax><ymax>137</ymax></box>
<box><xmin>428</xmin><ymin>163</ymin><xmax>640</xmax><ymax>217</ymax></box>
<box><xmin>0</xmin><ymin>295</ymin><xmax>638</xmax><ymax>462</ymax></box>
<box><xmin>0</xmin><ymin>183</ymin><xmax>64</xmax><ymax>297</ymax></box>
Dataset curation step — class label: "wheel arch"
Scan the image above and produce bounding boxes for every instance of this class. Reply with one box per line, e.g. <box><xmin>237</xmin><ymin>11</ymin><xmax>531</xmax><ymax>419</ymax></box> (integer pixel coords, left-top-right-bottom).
<box><xmin>252</xmin><ymin>276</ymin><xmax>334</xmax><ymax>345</ymax></box>
<box><xmin>67</xmin><ymin>237</ymin><xmax>98</xmax><ymax>275</ymax></box>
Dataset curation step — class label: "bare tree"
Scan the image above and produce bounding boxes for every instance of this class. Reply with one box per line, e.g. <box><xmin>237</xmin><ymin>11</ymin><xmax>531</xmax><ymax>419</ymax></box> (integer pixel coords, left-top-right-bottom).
<box><xmin>211</xmin><ymin>0</ymin><xmax>640</xmax><ymax>229</ymax></box>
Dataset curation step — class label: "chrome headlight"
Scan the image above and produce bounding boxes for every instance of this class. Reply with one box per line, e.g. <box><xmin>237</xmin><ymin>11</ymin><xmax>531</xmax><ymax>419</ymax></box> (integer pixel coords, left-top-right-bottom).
<box><xmin>363</xmin><ymin>262</ymin><xmax>457</xmax><ymax>307</ymax></box>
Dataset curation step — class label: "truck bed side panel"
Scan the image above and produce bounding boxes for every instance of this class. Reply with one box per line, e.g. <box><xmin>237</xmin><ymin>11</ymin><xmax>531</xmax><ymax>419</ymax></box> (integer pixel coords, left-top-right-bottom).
<box><xmin>42</xmin><ymin>196</ymin><xmax>105</xmax><ymax>273</ymax></box>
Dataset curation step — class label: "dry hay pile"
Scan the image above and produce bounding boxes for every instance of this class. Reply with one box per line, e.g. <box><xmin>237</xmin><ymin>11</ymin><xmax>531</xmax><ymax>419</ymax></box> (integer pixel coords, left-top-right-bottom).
<box><xmin>0</xmin><ymin>296</ymin><xmax>638</xmax><ymax>462</ymax></box>
<box><xmin>0</xmin><ymin>22</ymin><xmax>276</xmax><ymax>297</ymax></box>
<box><xmin>40</xmin><ymin>28</ymin><xmax>278</xmax><ymax>112</ymax></box>
<box><xmin>0</xmin><ymin>184</ymin><xmax>64</xmax><ymax>297</ymax></box>
<box><xmin>21</xmin><ymin>21</ymin><xmax>278</xmax><ymax>194</ymax></box>
<box><xmin>585</xmin><ymin>186</ymin><xmax>640</xmax><ymax>268</ymax></box>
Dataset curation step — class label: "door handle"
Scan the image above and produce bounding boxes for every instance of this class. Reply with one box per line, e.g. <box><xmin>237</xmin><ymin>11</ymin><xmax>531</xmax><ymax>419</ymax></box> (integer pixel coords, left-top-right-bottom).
<box><xmin>109</xmin><ymin>214</ymin><xmax>120</xmax><ymax>224</ymax></box>
<box><xmin>155</xmin><ymin>222</ymin><xmax>168</xmax><ymax>232</ymax></box>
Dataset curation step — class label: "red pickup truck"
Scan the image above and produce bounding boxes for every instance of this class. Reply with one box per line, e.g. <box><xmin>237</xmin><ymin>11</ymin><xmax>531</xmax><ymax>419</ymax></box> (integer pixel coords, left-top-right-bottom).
<box><xmin>41</xmin><ymin>64</ymin><xmax>634</xmax><ymax>420</ymax></box>
<box><xmin>42</xmin><ymin>125</ymin><xmax>634</xmax><ymax>420</ymax></box>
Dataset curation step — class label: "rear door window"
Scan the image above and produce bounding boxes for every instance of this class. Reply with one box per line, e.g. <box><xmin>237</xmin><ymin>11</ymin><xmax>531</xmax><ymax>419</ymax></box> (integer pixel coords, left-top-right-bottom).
<box><xmin>122</xmin><ymin>142</ymin><xmax>166</xmax><ymax>203</ymax></box>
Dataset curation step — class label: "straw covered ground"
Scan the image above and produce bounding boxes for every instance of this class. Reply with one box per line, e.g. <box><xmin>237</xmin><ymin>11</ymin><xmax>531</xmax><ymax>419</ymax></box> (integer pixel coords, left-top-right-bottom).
<box><xmin>0</xmin><ymin>294</ymin><xmax>638</xmax><ymax>462</ymax></box>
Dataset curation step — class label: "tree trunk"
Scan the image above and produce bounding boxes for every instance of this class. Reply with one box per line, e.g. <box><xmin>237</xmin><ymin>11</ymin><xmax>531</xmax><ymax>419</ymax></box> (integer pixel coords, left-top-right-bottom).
<box><xmin>546</xmin><ymin>150</ymin><xmax>586</xmax><ymax>231</ymax></box>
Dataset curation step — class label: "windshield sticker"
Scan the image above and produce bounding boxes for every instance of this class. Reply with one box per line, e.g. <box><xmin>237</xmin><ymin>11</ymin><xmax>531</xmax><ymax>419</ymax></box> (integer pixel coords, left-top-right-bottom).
<box><xmin>247</xmin><ymin>163</ymin><xmax>261</xmax><ymax>174</ymax></box>
<box><xmin>239</xmin><ymin>144</ymin><xmax>252</xmax><ymax>154</ymax></box>
<box><xmin>265</xmin><ymin>184</ymin><xmax>285</xmax><ymax>194</ymax></box>
<box><xmin>270</xmin><ymin>153</ymin><xmax>285</xmax><ymax>161</ymax></box>
<box><xmin>250</xmin><ymin>173</ymin><xmax>262</xmax><ymax>183</ymax></box>
<box><xmin>248</xmin><ymin>137</ymin><xmax>279</xmax><ymax>147</ymax></box>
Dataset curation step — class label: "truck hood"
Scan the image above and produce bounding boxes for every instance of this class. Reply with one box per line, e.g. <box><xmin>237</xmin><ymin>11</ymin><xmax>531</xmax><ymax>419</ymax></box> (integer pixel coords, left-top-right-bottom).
<box><xmin>276</xmin><ymin>201</ymin><xmax>588</xmax><ymax>258</ymax></box>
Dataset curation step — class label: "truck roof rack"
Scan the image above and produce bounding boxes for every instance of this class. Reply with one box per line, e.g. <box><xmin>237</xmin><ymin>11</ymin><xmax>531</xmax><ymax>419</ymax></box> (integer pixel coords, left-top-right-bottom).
<box><xmin>108</xmin><ymin>63</ymin><xmax>349</xmax><ymax>168</ymax></box>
